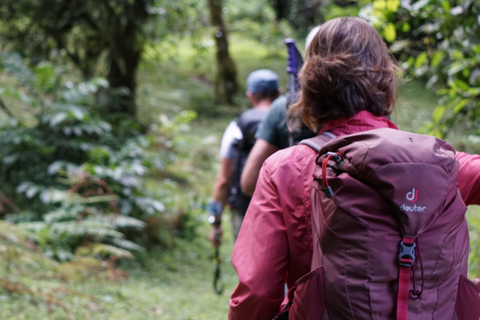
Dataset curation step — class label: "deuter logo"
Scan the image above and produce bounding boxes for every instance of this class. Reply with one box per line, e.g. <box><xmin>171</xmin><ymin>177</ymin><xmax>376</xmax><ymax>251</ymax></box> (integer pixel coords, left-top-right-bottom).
<box><xmin>406</xmin><ymin>188</ymin><xmax>417</xmax><ymax>202</ymax></box>
<box><xmin>400</xmin><ymin>188</ymin><xmax>426</xmax><ymax>212</ymax></box>
<box><xmin>400</xmin><ymin>203</ymin><xmax>427</xmax><ymax>213</ymax></box>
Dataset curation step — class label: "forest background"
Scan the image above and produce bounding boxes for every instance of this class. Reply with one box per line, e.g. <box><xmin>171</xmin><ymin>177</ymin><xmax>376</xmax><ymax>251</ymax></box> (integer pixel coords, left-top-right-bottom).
<box><xmin>0</xmin><ymin>0</ymin><xmax>479</xmax><ymax>319</ymax></box>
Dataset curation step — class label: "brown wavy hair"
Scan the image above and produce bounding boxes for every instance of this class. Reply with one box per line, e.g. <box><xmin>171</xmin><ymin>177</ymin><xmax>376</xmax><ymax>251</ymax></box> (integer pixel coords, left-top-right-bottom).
<box><xmin>288</xmin><ymin>17</ymin><xmax>400</xmax><ymax>131</ymax></box>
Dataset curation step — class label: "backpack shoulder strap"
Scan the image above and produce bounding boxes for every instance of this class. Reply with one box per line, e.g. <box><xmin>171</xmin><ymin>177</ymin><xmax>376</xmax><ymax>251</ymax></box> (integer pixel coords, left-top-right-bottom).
<box><xmin>299</xmin><ymin>131</ymin><xmax>336</xmax><ymax>152</ymax></box>
<box><xmin>236</xmin><ymin>108</ymin><xmax>269</xmax><ymax>151</ymax></box>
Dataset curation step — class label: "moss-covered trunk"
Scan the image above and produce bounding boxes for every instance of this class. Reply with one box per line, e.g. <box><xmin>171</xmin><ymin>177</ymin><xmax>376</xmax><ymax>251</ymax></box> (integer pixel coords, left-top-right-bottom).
<box><xmin>208</xmin><ymin>0</ymin><xmax>238</xmax><ymax>105</ymax></box>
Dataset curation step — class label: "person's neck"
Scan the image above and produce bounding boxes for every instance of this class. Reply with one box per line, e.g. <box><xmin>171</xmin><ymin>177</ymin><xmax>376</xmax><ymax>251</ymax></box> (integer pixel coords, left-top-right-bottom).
<box><xmin>252</xmin><ymin>100</ymin><xmax>272</xmax><ymax>110</ymax></box>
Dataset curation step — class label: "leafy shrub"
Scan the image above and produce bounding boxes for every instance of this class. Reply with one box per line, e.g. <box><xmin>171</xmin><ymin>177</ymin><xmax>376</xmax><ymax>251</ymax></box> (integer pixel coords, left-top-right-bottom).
<box><xmin>0</xmin><ymin>53</ymin><xmax>186</xmax><ymax>260</ymax></box>
<box><xmin>358</xmin><ymin>0</ymin><xmax>480</xmax><ymax>148</ymax></box>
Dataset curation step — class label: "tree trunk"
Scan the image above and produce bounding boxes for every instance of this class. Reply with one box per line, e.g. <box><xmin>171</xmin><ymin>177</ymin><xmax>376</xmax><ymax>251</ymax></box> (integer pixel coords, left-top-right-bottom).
<box><xmin>208</xmin><ymin>0</ymin><xmax>238</xmax><ymax>105</ymax></box>
<box><xmin>106</xmin><ymin>34</ymin><xmax>141</xmax><ymax>119</ymax></box>
<box><xmin>106</xmin><ymin>0</ymin><xmax>148</xmax><ymax>119</ymax></box>
<box><xmin>269</xmin><ymin>0</ymin><xmax>323</xmax><ymax>34</ymax></box>
<box><xmin>270</xmin><ymin>0</ymin><xmax>289</xmax><ymax>21</ymax></box>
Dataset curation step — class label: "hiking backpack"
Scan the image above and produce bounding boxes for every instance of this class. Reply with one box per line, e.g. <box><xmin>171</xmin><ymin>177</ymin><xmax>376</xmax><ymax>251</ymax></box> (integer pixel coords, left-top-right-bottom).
<box><xmin>282</xmin><ymin>128</ymin><xmax>480</xmax><ymax>320</ymax></box>
<box><xmin>228</xmin><ymin>108</ymin><xmax>268</xmax><ymax>213</ymax></box>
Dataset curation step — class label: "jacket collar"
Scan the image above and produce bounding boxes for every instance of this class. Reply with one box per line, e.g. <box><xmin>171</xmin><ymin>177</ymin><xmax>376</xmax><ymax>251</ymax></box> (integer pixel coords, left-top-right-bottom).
<box><xmin>319</xmin><ymin>111</ymin><xmax>398</xmax><ymax>137</ymax></box>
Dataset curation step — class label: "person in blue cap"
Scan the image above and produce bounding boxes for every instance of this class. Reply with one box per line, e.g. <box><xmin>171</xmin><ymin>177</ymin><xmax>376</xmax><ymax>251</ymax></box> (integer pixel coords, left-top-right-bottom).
<box><xmin>241</xmin><ymin>26</ymin><xmax>321</xmax><ymax>197</ymax></box>
<box><xmin>207</xmin><ymin>69</ymin><xmax>280</xmax><ymax>246</ymax></box>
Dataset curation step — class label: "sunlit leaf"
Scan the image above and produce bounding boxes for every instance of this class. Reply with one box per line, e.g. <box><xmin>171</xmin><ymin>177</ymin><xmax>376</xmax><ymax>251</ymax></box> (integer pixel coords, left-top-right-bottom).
<box><xmin>16</xmin><ymin>182</ymin><xmax>30</xmax><ymax>193</ymax></box>
<box><xmin>414</xmin><ymin>52</ymin><xmax>428</xmax><ymax>69</ymax></box>
<box><xmin>441</xmin><ymin>1</ymin><xmax>451</xmax><ymax>12</ymax></box>
<box><xmin>383</xmin><ymin>23</ymin><xmax>396</xmax><ymax>42</ymax></box>
<box><xmin>430</xmin><ymin>51</ymin><xmax>444</xmax><ymax>67</ymax></box>
<box><xmin>40</xmin><ymin>191</ymin><xmax>51</xmax><ymax>204</ymax></box>
<box><xmin>411</xmin><ymin>0</ymin><xmax>429</xmax><ymax>11</ymax></box>
<box><xmin>50</xmin><ymin>112</ymin><xmax>67</xmax><ymax>127</ymax></box>
<box><xmin>47</xmin><ymin>161</ymin><xmax>63</xmax><ymax>175</ymax></box>
<box><xmin>452</xmin><ymin>79</ymin><xmax>470</xmax><ymax>92</ymax></box>
<box><xmin>467</xmin><ymin>88</ymin><xmax>480</xmax><ymax>97</ymax></box>
<box><xmin>432</xmin><ymin>105</ymin><xmax>445</xmax><ymax>123</ymax></box>
<box><xmin>453</xmin><ymin>99</ymin><xmax>469</xmax><ymax>113</ymax></box>
<box><xmin>386</xmin><ymin>0</ymin><xmax>400</xmax><ymax>12</ymax></box>
<box><xmin>448</xmin><ymin>62</ymin><xmax>465</xmax><ymax>75</ymax></box>
<box><xmin>70</xmin><ymin>106</ymin><xmax>85</xmax><ymax>120</ymax></box>
<box><xmin>26</xmin><ymin>186</ymin><xmax>39</xmax><ymax>199</ymax></box>
<box><xmin>452</xmin><ymin>50</ymin><xmax>464</xmax><ymax>60</ymax></box>
<box><xmin>3</xmin><ymin>154</ymin><xmax>18</xmax><ymax>165</ymax></box>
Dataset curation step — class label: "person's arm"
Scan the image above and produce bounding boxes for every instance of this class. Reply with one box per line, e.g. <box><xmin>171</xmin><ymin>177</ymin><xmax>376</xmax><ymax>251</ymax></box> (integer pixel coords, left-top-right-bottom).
<box><xmin>456</xmin><ymin>151</ymin><xmax>480</xmax><ymax>205</ymax></box>
<box><xmin>229</xmin><ymin>163</ymin><xmax>288</xmax><ymax>320</ymax></box>
<box><xmin>208</xmin><ymin>122</ymin><xmax>240</xmax><ymax>247</ymax></box>
<box><xmin>212</xmin><ymin>157</ymin><xmax>233</xmax><ymax>204</ymax></box>
<box><xmin>241</xmin><ymin>139</ymin><xmax>279</xmax><ymax>196</ymax></box>
<box><xmin>207</xmin><ymin>157</ymin><xmax>233</xmax><ymax>248</ymax></box>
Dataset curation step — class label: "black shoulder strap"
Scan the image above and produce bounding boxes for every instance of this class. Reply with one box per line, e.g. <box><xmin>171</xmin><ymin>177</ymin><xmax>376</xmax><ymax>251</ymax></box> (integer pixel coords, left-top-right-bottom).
<box><xmin>236</xmin><ymin>108</ymin><xmax>268</xmax><ymax>151</ymax></box>
<box><xmin>299</xmin><ymin>131</ymin><xmax>336</xmax><ymax>152</ymax></box>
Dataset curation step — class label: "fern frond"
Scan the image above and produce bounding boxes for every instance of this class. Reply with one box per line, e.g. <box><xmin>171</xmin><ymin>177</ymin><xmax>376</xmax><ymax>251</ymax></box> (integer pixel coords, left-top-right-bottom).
<box><xmin>0</xmin><ymin>221</ymin><xmax>36</xmax><ymax>243</ymax></box>
<box><xmin>107</xmin><ymin>215</ymin><xmax>146</xmax><ymax>229</ymax></box>
<box><xmin>44</xmin><ymin>208</ymin><xmax>82</xmax><ymax>223</ymax></box>
<box><xmin>19</xmin><ymin>222</ymin><xmax>47</xmax><ymax>233</ymax></box>
<box><xmin>76</xmin><ymin>244</ymin><xmax>134</xmax><ymax>259</ymax></box>
<box><xmin>109</xmin><ymin>238</ymin><xmax>143</xmax><ymax>252</ymax></box>
<box><xmin>49</xmin><ymin>221</ymin><xmax>124</xmax><ymax>239</ymax></box>
<box><xmin>69</xmin><ymin>195</ymin><xmax>119</xmax><ymax>205</ymax></box>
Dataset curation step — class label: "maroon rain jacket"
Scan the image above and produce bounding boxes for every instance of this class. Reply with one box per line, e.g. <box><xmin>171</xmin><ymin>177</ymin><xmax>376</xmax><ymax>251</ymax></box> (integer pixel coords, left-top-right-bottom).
<box><xmin>229</xmin><ymin>111</ymin><xmax>480</xmax><ymax>320</ymax></box>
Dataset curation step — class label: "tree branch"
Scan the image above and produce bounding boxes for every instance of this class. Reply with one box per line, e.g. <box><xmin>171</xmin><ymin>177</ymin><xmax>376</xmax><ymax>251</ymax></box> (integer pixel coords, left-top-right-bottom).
<box><xmin>0</xmin><ymin>97</ymin><xmax>15</xmax><ymax>118</ymax></box>
<box><xmin>0</xmin><ymin>191</ymin><xmax>20</xmax><ymax>213</ymax></box>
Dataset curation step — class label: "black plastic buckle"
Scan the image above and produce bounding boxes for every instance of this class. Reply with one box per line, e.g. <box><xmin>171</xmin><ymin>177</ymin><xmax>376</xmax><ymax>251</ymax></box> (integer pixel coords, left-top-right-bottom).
<box><xmin>326</xmin><ymin>152</ymin><xmax>345</xmax><ymax>169</ymax></box>
<box><xmin>398</xmin><ymin>241</ymin><xmax>416</xmax><ymax>267</ymax></box>
<box><xmin>326</xmin><ymin>151</ymin><xmax>341</xmax><ymax>161</ymax></box>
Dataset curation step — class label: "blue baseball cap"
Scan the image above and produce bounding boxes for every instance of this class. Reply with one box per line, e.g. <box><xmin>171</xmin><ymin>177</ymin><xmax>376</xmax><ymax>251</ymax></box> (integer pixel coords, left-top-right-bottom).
<box><xmin>247</xmin><ymin>69</ymin><xmax>279</xmax><ymax>93</ymax></box>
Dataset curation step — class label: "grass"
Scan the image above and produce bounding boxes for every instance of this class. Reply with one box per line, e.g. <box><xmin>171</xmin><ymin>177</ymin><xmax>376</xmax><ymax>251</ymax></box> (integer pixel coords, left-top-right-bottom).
<box><xmin>0</xmin><ymin>230</ymin><xmax>238</xmax><ymax>319</ymax></box>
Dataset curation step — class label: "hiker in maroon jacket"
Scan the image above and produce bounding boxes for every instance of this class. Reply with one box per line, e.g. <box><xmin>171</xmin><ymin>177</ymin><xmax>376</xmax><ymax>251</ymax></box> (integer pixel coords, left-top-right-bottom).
<box><xmin>228</xmin><ymin>17</ymin><xmax>480</xmax><ymax>320</ymax></box>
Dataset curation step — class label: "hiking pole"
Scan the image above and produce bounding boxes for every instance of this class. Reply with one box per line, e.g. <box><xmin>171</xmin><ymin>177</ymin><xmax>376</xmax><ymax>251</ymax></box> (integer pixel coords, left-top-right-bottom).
<box><xmin>284</xmin><ymin>38</ymin><xmax>305</xmax><ymax>146</ymax></box>
<box><xmin>284</xmin><ymin>38</ymin><xmax>304</xmax><ymax>108</ymax></box>
<box><xmin>213</xmin><ymin>227</ymin><xmax>224</xmax><ymax>295</ymax></box>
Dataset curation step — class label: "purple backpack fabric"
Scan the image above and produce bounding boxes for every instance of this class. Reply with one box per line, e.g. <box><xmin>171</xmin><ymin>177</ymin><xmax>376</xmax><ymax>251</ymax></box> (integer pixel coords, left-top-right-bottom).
<box><xmin>286</xmin><ymin>128</ymin><xmax>480</xmax><ymax>320</ymax></box>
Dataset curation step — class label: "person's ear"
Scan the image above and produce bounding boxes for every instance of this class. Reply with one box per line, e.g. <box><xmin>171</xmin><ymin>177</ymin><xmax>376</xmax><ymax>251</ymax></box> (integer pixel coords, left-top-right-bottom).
<box><xmin>246</xmin><ymin>91</ymin><xmax>256</xmax><ymax>103</ymax></box>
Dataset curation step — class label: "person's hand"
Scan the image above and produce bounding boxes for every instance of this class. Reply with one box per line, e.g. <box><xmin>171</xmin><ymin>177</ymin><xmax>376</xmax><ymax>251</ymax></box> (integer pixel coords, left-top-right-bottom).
<box><xmin>209</xmin><ymin>226</ymin><xmax>223</xmax><ymax>248</ymax></box>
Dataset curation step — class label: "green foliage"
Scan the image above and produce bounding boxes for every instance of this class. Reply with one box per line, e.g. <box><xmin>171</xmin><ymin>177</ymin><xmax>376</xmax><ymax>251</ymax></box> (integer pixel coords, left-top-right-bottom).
<box><xmin>0</xmin><ymin>0</ymin><xmax>212</xmax><ymax>117</ymax></box>
<box><xmin>0</xmin><ymin>53</ymin><xmax>197</xmax><ymax>260</ymax></box>
<box><xmin>358</xmin><ymin>0</ymin><xmax>480</xmax><ymax>147</ymax></box>
<box><xmin>11</xmin><ymin>194</ymin><xmax>145</xmax><ymax>262</ymax></box>
<box><xmin>225</xmin><ymin>0</ymin><xmax>294</xmax><ymax>46</ymax></box>
<box><xmin>467</xmin><ymin>206</ymin><xmax>480</xmax><ymax>277</ymax></box>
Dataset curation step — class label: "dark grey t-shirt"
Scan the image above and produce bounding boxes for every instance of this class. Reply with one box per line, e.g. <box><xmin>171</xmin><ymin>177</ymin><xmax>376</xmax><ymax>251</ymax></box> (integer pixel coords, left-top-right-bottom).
<box><xmin>255</xmin><ymin>95</ymin><xmax>290</xmax><ymax>150</ymax></box>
